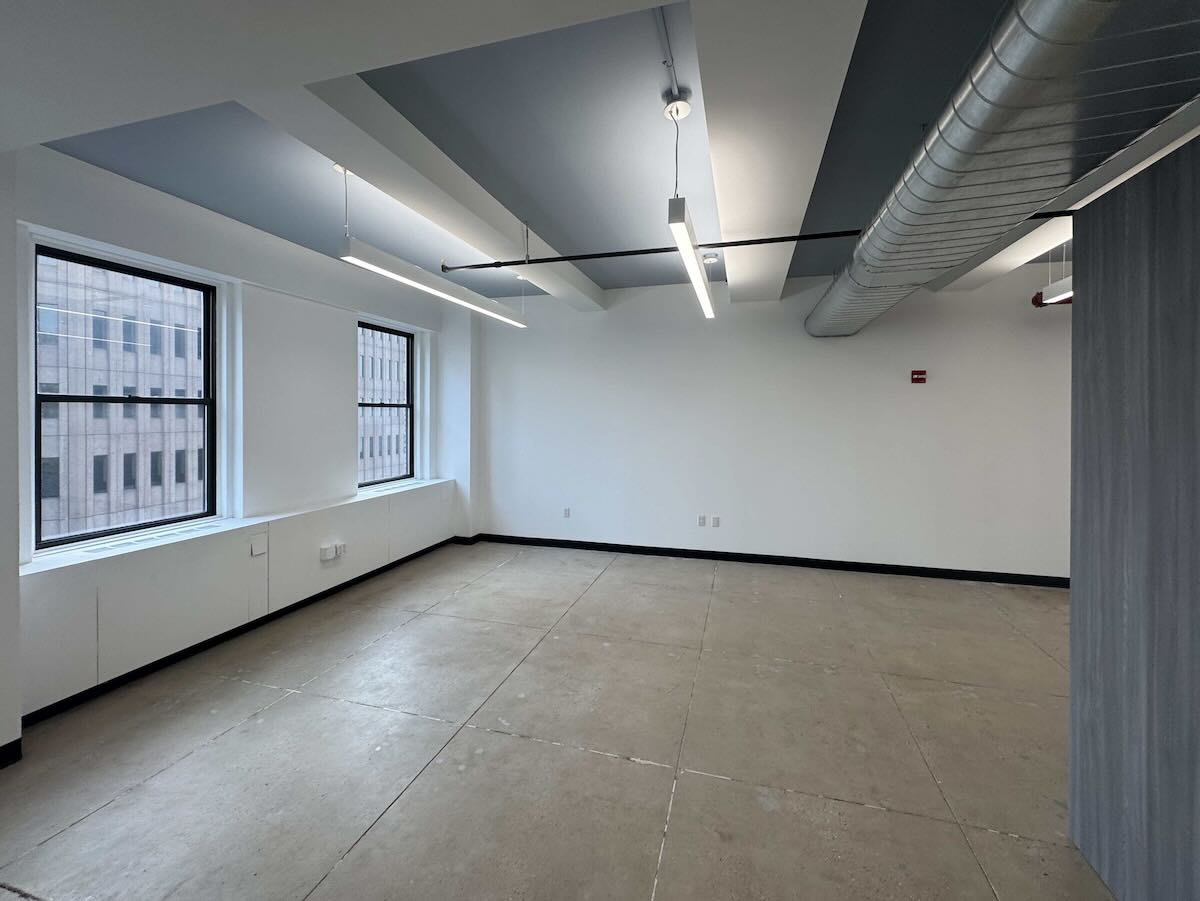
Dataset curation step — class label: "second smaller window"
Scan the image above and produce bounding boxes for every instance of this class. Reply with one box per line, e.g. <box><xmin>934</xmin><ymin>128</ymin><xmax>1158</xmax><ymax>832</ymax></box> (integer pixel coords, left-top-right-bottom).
<box><xmin>357</xmin><ymin>323</ymin><xmax>413</xmax><ymax>486</ymax></box>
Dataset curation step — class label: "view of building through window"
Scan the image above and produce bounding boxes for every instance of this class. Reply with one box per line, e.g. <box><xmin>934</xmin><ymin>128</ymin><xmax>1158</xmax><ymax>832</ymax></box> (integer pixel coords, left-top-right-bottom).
<box><xmin>357</xmin><ymin>322</ymin><xmax>413</xmax><ymax>485</ymax></box>
<box><xmin>34</xmin><ymin>247</ymin><xmax>214</xmax><ymax>546</ymax></box>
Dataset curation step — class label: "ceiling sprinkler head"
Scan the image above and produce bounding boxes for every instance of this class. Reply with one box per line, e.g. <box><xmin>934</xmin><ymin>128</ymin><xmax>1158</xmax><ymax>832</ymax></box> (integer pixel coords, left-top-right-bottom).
<box><xmin>702</xmin><ymin>253</ymin><xmax>719</xmax><ymax>265</ymax></box>
<box><xmin>663</xmin><ymin>98</ymin><xmax>692</xmax><ymax>121</ymax></box>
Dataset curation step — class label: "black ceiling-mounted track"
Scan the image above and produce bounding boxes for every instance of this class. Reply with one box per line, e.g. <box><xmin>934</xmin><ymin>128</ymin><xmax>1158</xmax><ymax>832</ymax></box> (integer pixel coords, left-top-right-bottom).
<box><xmin>439</xmin><ymin>210</ymin><xmax>1072</xmax><ymax>273</ymax></box>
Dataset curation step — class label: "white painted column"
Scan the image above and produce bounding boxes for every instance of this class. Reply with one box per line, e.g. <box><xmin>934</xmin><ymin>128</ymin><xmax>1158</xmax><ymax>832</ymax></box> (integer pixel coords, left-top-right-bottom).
<box><xmin>434</xmin><ymin>306</ymin><xmax>478</xmax><ymax>536</ymax></box>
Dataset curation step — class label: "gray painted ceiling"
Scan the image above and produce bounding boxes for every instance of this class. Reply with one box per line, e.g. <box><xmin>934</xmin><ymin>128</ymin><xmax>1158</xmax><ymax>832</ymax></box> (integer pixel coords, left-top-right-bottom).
<box><xmin>47</xmin><ymin>102</ymin><xmax>536</xmax><ymax>299</ymax></box>
<box><xmin>361</xmin><ymin>2</ymin><xmax>725</xmax><ymax>289</ymax></box>
<box><xmin>46</xmin><ymin>0</ymin><xmax>1079</xmax><ymax>296</ymax></box>
<box><xmin>790</xmin><ymin>0</ymin><xmax>1007</xmax><ymax>277</ymax></box>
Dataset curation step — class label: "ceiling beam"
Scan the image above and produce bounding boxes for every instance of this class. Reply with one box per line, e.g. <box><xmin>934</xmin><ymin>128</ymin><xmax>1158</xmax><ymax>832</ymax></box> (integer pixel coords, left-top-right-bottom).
<box><xmin>690</xmin><ymin>0</ymin><xmax>866</xmax><ymax>303</ymax></box>
<box><xmin>0</xmin><ymin>1</ymin><xmax>658</xmax><ymax>153</ymax></box>
<box><xmin>243</xmin><ymin>80</ymin><xmax>605</xmax><ymax>311</ymax></box>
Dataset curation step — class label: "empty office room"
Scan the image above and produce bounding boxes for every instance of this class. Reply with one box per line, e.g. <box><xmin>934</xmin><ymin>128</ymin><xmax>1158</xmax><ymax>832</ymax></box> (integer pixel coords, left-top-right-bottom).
<box><xmin>0</xmin><ymin>0</ymin><xmax>1197</xmax><ymax>899</ymax></box>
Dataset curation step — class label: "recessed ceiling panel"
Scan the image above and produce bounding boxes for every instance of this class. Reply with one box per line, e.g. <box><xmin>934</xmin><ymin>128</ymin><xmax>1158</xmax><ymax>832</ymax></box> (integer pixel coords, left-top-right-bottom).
<box><xmin>46</xmin><ymin>102</ymin><xmax>535</xmax><ymax>298</ymax></box>
<box><xmin>361</xmin><ymin>2</ymin><xmax>725</xmax><ymax>289</ymax></box>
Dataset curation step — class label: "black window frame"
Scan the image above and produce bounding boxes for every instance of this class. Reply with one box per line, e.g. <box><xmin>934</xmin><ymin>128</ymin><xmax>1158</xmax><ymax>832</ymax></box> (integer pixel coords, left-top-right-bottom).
<box><xmin>33</xmin><ymin>245</ymin><xmax>217</xmax><ymax>549</ymax></box>
<box><xmin>357</xmin><ymin>321</ymin><xmax>414</xmax><ymax>487</ymax></box>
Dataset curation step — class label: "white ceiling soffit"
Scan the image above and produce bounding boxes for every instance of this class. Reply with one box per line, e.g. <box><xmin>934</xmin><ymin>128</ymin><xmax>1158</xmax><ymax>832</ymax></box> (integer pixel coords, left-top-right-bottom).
<box><xmin>943</xmin><ymin>218</ymin><xmax>1073</xmax><ymax>293</ymax></box>
<box><xmin>691</xmin><ymin>0</ymin><xmax>867</xmax><ymax>304</ymax></box>
<box><xmin>0</xmin><ymin>0</ymin><xmax>657</xmax><ymax>153</ymax></box>
<box><xmin>936</xmin><ymin>97</ymin><xmax>1200</xmax><ymax>293</ymax></box>
<box><xmin>242</xmin><ymin>80</ymin><xmax>604</xmax><ymax>311</ymax></box>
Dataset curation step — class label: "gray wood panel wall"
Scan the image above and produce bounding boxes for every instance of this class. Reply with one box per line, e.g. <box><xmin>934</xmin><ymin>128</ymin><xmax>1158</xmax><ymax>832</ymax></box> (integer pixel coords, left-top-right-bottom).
<box><xmin>1071</xmin><ymin>136</ymin><xmax>1200</xmax><ymax>901</ymax></box>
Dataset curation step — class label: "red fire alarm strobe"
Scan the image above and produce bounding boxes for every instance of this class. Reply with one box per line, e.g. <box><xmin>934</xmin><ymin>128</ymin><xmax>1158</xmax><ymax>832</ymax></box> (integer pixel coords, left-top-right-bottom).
<box><xmin>911</xmin><ymin>370</ymin><xmax>927</xmax><ymax>384</ymax></box>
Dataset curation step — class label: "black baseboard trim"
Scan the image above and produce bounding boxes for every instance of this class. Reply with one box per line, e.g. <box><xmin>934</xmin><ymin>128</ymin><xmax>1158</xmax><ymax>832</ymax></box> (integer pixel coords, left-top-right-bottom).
<box><xmin>21</xmin><ymin>536</ymin><xmax>457</xmax><ymax>729</ymax></box>
<box><xmin>466</xmin><ymin>533</ymin><xmax>1070</xmax><ymax>589</ymax></box>
<box><xmin>0</xmin><ymin>737</ymin><xmax>21</xmax><ymax>769</ymax></box>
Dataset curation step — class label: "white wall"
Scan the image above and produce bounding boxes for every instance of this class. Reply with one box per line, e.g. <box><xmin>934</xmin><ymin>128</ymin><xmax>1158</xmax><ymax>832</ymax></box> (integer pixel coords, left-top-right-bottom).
<box><xmin>241</xmin><ymin>285</ymin><xmax>359</xmax><ymax>516</ymax></box>
<box><xmin>15</xmin><ymin>146</ymin><xmax>445</xmax><ymax>334</ymax></box>
<box><xmin>478</xmin><ymin>266</ymin><xmax>1072</xmax><ymax>577</ymax></box>
<box><xmin>12</xmin><ymin>149</ymin><xmax>465</xmax><ymax>717</ymax></box>
<box><xmin>0</xmin><ymin>153</ymin><xmax>22</xmax><ymax>749</ymax></box>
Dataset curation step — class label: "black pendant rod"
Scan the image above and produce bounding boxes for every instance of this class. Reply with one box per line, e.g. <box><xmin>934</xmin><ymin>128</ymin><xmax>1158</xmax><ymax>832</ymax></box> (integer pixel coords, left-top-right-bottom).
<box><xmin>439</xmin><ymin>210</ymin><xmax>1072</xmax><ymax>273</ymax></box>
<box><xmin>441</xmin><ymin>228</ymin><xmax>859</xmax><ymax>272</ymax></box>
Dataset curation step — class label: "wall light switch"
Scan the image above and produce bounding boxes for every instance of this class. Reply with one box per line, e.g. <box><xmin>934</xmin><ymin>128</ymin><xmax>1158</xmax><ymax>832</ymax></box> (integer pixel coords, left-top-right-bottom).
<box><xmin>711</xmin><ymin>515</ymin><xmax>721</xmax><ymax>528</ymax></box>
<box><xmin>319</xmin><ymin>544</ymin><xmax>337</xmax><ymax>562</ymax></box>
<box><xmin>335</xmin><ymin>542</ymin><xmax>347</xmax><ymax>557</ymax></box>
<box><xmin>249</xmin><ymin>535</ymin><xmax>268</xmax><ymax>557</ymax></box>
<box><xmin>698</xmin><ymin>515</ymin><xmax>707</xmax><ymax>527</ymax></box>
<box><xmin>563</xmin><ymin>507</ymin><xmax>571</xmax><ymax>519</ymax></box>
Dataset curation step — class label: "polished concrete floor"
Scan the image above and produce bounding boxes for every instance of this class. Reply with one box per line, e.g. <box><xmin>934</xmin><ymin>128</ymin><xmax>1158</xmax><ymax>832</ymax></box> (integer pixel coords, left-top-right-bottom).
<box><xmin>0</xmin><ymin>542</ymin><xmax>1112</xmax><ymax>900</ymax></box>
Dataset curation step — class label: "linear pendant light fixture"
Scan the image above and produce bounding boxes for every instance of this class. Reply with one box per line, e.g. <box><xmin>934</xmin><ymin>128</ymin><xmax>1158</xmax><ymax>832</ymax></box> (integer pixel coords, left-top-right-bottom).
<box><xmin>1032</xmin><ymin>275</ymin><xmax>1073</xmax><ymax>307</ymax></box>
<box><xmin>660</xmin><ymin>25</ymin><xmax>714</xmax><ymax>323</ymax></box>
<box><xmin>668</xmin><ymin>196</ymin><xmax>715</xmax><ymax>319</ymax></box>
<box><xmin>335</xmin><ymin>164</ymin><xmax>525</xmax><ymax>328</ymax></box>
<box><xmin>341</xmin><ymin>238</ymin><xmax>526</xmax><ymax>328</ymax></box>
<box><xmin>1031</xmin><ymin>238</ymin><xmax>1073</xmax><ymax>308</ymax></box>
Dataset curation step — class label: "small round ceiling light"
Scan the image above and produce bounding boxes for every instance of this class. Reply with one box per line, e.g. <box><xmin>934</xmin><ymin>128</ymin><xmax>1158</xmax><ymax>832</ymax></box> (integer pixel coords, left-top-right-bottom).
<box><xmin>663</xmin><ymin>99</ymin><xmax>692</xmax><ymax>121</ymax></box>
<box><xmin>702</xmin><ymin>253</ymin><xmax>719</xmax><ymax>265</ymax></box>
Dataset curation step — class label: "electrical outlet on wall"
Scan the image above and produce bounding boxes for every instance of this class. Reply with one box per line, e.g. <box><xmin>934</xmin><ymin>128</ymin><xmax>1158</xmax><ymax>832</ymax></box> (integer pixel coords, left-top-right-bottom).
<box><xmin>698</xmin><ymin>514</ymin><xmax>707</xmax><ymax>527</ymax></box>
<box><xmin>712</xmin><ymin>515</ymin><xmax>721</xmax><ymax>528</ymax></box>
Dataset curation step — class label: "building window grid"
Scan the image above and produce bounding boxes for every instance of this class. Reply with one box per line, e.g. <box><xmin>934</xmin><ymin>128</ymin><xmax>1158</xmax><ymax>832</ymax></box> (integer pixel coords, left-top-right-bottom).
<box><xmin>357</xmin><ymin>322</ymin><xmax>413</xmax><ymax>487</ymax></box>
<box><xmin>33</xmin><ymin>245</ymin><xmax>217</xmax><ymax>549</ymax></box>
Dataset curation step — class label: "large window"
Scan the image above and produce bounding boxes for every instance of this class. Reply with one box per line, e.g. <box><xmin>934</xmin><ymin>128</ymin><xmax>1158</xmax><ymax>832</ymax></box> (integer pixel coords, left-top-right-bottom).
<box><xmin>357</xmin><ymin>322</ymin><xmax>413</xmax><ymax>486</ymax></box>
<box><xmin>34</xmin><ymin>246</ymin><xmax>216</xmax><ymax>548</ymax></box>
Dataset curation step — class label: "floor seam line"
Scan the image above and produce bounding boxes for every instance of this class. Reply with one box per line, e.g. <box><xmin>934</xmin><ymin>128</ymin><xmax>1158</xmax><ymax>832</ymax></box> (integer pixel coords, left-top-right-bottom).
<box><xmin>990</xmin><ymin>604</ymin><xmax>1071</xmax><ymax>674</ymax></box>
<box><xmin>701</xmin><ymin>645</ymin><xmax>1069</xmax><ymax>697</ymax></box>
<box><xmin>418</xmin><ymin>546</ymin><xmax>536</xmax><ymax>616</ymax></box>
<box><xmin>461</xmin><ymin>724</ymin><xmax>675</xmax><ymax>768</ymax></box>
<box><xmin>878</xmin><ymin>672</ymin><xmax>1002</xmax><ymax>901</ymax></box>
<box><xmin>292</xmin><ymin>612</ymin><xmax>425</xmax><ymax>690</ymax></box>
<box><xmin>312</xmin><ymin>548</ymin><xmax>531</xmax><ymax>693</ymax></box>
<box><xmin>299</xmin><ymin>550</ymin><xmax>618</xmax><ymax>901</ymax></box>
<box><xmin>648</xmin><ymin>559</ymin><xmax>716</xmax><ymax>901</ymax></box>
<box><xmin>1</xmin><ymin>689</ymin><xmax>294</xmax><ymax>875</ymax></box>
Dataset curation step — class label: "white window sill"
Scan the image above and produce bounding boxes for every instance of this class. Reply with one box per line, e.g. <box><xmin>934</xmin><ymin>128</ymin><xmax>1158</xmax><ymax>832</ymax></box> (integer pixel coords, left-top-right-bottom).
<box><xmin>21</xmin><ymin>478</ymin><xmax>453</xmax><ymax>576</ymax></box>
